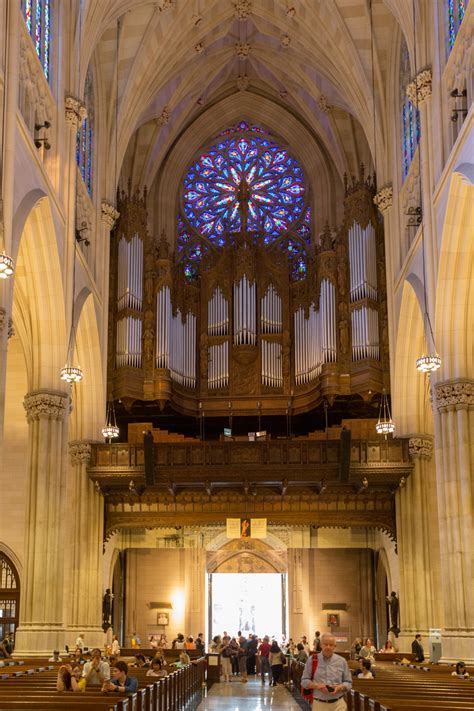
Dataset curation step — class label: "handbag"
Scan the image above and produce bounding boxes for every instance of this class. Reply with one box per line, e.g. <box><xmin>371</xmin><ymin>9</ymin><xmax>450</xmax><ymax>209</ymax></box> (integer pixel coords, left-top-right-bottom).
<box><xmin>301</xmin><ymin>653</ymin><xmax>318</xmax><ymax>704</ymax></box>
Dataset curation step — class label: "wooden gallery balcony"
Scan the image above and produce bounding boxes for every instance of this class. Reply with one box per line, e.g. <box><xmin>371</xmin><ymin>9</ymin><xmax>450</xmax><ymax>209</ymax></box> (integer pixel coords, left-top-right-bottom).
<box><xmin>88</xmin><ymin>434</ymin><xmax>412</xmax><ymax>539</ymax></box>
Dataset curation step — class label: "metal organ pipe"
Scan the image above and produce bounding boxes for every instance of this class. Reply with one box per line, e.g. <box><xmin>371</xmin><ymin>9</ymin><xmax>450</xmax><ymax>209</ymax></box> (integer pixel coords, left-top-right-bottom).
<box><xmin>261</xmin><ymin>285</ymin><xmax>282</xmax><ymax>334</ymax></box>
<box><xmin>208</xmin><ymin>341</ymin><xmax>229</xmax><ymax>389</ymax></box>
<box><xmin>349</xmin><ymin>221</ymin><xmax>377</xmax><ymax>302</ymax></box>
<box><xmin>351</xmin><ymin>306</ymin><xmax>379</xmax><ymax>361</ymax></box>
<box><xmin>155</xmin><ymin>286</ymin><xmax>171</xmax><ymax>368</ymax></box>
<box><xmin>208</xmin><ymin>288</ymin><xmax>229</xmax><ymax>336</ymax></box>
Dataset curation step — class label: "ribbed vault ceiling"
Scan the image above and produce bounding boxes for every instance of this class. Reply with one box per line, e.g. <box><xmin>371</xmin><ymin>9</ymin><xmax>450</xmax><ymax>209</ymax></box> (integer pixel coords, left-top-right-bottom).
<box><xmin>78</xmin><ymin>0</ymin><xmax>413</xmax><ymax>199</ymax></box>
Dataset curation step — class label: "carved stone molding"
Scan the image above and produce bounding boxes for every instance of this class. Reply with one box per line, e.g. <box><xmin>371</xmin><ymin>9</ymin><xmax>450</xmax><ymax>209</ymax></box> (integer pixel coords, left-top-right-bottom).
<box><xmin>317</xmin><ymin>95</ymin><xmax>330</xmax><ymax>113</ymax></box>
<box><xmin>235</xmin><ymin>42</ymin><xmax>251</xmax><ymax>59</ymax></box>
<box><xmin>69</xmin><ymin>440</ymin><xmax>92</xmax><ymax>466</ymax></box>
<box><xmin>194</xmin><ymin>42</ymin><xmax>205</xmax><ymax>55</ymax></box>
<box><xmin>234</xmin><ymin>0</ymin><xmax>252</xmax><ymax>19</ymax></box>
<box><xmin>434</xmin><ymin>379</ymin><xmax>474</xmax><ymax>411</ymax></box>
<box><xmin>281</xmin><ymin>34</ymin><xmax>291</xmax><ymax>48</ymax></box>
<box><xmin>237</xmin><ymin>75</ymin><xmax>250</xmax><ymax>92</ymax></box>
<box><xmin>408</xmin><ymin>436</ymin><xmax>433</xmax><ymax>460</ymax></box>
<box><xmin>157</xmin><ymin>107</ymin><xmax>170</xmax><ymax>126</ymax></box>
<box><xmin>101</xmin><ymin>201</ymin><xmax>120</xmax><ymax>228</ymax></box>
<box><xmin>24</xmin><ymin>390</ymin><xmax>69</xmax><ymax>422</ymax></box>
<box><xmin>65</xmin><ymin>95</ymin><xmax>87</xmax><ymax>129</ymax></box>
<box><xmin>374</xmin><ymin>185</ymin><xmax>393</xmax><ymax>213</ymax></box>
<box><xmin>0</xmin><ymin>308</ymin><xmax>13</xmax><ymax>338</ymax></box>
<box><xmin>406</xmin><ymin>68</ymin><xmax>432</xmax><ymax>107</ymax></box>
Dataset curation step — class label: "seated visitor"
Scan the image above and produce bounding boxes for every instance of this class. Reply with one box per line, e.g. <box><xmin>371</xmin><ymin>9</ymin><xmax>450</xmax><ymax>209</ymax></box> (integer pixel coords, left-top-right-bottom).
<box><xmin>82</xmin><ymin>647</ymin><xmax>110</xmax><ymax>686</ymax></box>
<box><xmin>56</xmin><ymin>664</ymin><xmax>86</xmax><ymax>692</ymax></box>
<box><xmin>185</xmin><ymin>635</ymin><xmax>196</xmax><ymax>650</ymax></box>
<box><xmin>132</xmin><ymin>654</ymin><xmax>149</xmax><ymax>668</ymax></box>
<box><xmin>146</xmin><ymin>657</ymin><xmax>167</xmax><ymax>678</ymax></box>
<box><xmin>352</xmin><ymin>637</ymin><xmax>362</xmax><ymax>657</ymax></box>
<box><xmin>157</xmin><ymin>634</ymin><xmax>168</xmax><ymax>649</ymax></box>
<box><xmin>359</xmin><ymin>638</ymin><xmax>376</xmax><ymax>660</ymax></box>
<box><xmin>102</xmin><ymin>660</ymin><xmax>138</xmax><ymax>694</ymax></box>
<box><xmin>195</xmin><ymin>633</ymin><xmax>205</xmax><ymax>653</ymax></box>
<box><xmin>452</xmin><ymin>661</ymin><xmax>470</xmax><ymax>678</ymax></box>
<box><xmin>149</xmin><ymin>635</ymin><xmax>158</xmax><ymax>649</ymax></box>
<box><xmin>172</xmin><ymin>633</ymin><xmax>186</xmax><ymax>649</ymax></box>
<box><xmin>379</xmin><ymin>640</ymin><xmax>395</xmax><ymax>653</ymax></box>
<box><xmin>111</xmin><ymin>635</ymin><xmax>121</xmax><ymax>656</ymax></box>
<box><xmin>355</xmin><ymin>658</ymin><xmax>374</xmax><ymax>679</ymax></box>
<box><xmin>49</xmin><ymin>650</ymin><xmax>63</xmax><ymax>662</ymax></box>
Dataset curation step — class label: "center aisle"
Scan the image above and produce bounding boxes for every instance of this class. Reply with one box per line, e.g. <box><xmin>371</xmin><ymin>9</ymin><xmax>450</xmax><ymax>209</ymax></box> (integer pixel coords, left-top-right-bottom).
<box><xmin>196</xmin><ymin>677</ymin><xmax>304</xmax><ymax>710</ymax></box>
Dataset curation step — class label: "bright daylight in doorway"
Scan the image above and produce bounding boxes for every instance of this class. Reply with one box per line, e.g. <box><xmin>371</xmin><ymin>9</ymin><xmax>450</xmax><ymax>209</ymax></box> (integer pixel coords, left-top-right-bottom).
<box><xmin>211</xmin><ymin>573</ymin><xmax>284</xmax><ymax>640</ymax></box>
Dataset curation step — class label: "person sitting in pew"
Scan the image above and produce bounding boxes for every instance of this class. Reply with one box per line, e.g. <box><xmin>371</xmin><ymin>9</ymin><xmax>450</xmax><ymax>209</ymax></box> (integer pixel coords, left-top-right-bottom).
<box><xmin>451</xmin><ymin>661</ymin><xmax>470</xmax><ymax>678</ymax></box>
<box><xmin>102</xmin><ymin>660</ymin><xmax>138</xmax><ymax>694</ymax></box>
<box><xmin>83</xmin><ymin>647</ymin><xmax>110</xmax><ymax>686</ymax></box>
<box><xmin>49</xmin><ymin>650</ymin><xmax>63</xmax><ymax>662</ymax></box>
<box><xmin>146</xmin><ymin>657</ymin><xmax>167</xmax><ymax>678</ymax></box>
<box><xmin>359</xmin><ymin>638</ymin><xmax>376</xmax><ymax>661</ymax></box>
<box><xmin>354</xmin><ymin>658</ymin><xmax>374</xmax><ymax>679</ymax></box>
<box><xmin>378</xmin><ymin>639</ymin><xmax>395</xmax><ymax>653</ymax></box>
<box><xmin>56</xmin><ymin>664</ymin><xmax>86</xmax><ymax>692</ymax></box>
<box><xmin>132</xmin><ymin>654</ymin><xmax>149</xmax><ymax>668</ymax></box>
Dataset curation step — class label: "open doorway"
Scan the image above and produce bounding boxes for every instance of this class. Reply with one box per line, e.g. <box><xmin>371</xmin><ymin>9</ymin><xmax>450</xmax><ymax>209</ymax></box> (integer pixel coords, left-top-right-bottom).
<box><xmin>208</xmin><ymin>573</ymin><xmax>287</xmax><ymax>640</ymax></box>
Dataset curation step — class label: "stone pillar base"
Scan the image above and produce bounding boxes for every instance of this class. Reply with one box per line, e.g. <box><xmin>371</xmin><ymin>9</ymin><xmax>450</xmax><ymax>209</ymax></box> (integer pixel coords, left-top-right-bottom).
<box><xmin>13</xmin><ymin>624</ymin><xmax>66</xmax><ymax>657</ymax></box>
<box><xmin>439</xmin><ymin>630</ymin><xmax>474</xmax><ymax>664</ymax></box>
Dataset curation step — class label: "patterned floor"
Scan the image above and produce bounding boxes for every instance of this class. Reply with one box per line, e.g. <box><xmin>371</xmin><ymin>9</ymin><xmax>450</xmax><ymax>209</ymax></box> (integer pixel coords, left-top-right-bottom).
<box><xmin>196</xmin><ymin>676</ymin><xmax>305</xmax><ymax>710</ymax></box>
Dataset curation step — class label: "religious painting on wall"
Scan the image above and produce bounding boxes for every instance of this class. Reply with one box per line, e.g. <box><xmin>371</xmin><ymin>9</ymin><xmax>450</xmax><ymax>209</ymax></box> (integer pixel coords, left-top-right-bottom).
<box><xmin>327</xmin><ymin>613</ymin><xmax>340</xmax><ymax>627</ymax></box>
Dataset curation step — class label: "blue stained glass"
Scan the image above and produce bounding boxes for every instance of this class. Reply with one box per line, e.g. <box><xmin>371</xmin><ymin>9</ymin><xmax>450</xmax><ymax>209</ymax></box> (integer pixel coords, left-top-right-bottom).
<box><xmin>446</xmin><ymin>0</ymin><xmax>467</xmax><ymax>54</ymax></box>
<box><xmin>183</xmin><ymin>131</ymin><xmax>305</xmax><ymax>241</ymax></box>
<box><xmin>44</xmin><ymin>0</ymin><xmax>50</xmax><ymax>80</ymax></box>
<box><xmin>35</xmin><ymin>0</ymin><xmax>41</xmax><ymax>57</ymax></box>
<box><xmin>21</xmin><ymin>1</ymin><xmax>51</xmax><ymax>82</ymax></box>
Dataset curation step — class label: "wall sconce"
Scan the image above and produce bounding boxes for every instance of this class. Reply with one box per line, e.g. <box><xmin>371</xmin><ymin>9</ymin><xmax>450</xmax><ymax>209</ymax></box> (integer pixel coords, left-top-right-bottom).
<box><xmin>34</xmin><ymin>120</ymin><xmax>51</xmax><ymax>150</ymax></box>
<box><xmin>450</xmin><ymin>88</ymin><xmax>467</xmax><ymax>122</ymax></box>
<box><xmin>75</xmin><ymin>221</ymin><xmax>90</xmax><ymax>246</ymax></box>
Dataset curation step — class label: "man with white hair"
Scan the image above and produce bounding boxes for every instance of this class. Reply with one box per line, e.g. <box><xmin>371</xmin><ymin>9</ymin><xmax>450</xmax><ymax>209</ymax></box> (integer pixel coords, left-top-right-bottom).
<box><xmin>301</xmin><ymin>632</ymin><xmax>352</xmax><ymax>710</ymax></box>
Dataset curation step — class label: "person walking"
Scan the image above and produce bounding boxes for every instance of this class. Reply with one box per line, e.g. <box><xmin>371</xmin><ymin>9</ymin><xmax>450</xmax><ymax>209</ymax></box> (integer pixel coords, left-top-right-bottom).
<box><xmin>301</xmin><ymin>632</ymin><xmax>352</xmax><ymax>710</ymax></box>
<box><xmin>269</xmin><ymin>640</ymin><xmax>285</xmax><ymax>686</ymax></box>
<box><xmin>258</xmin><ymin>635</ymin><xmax>271</xmax><ymax>684</ymax></box>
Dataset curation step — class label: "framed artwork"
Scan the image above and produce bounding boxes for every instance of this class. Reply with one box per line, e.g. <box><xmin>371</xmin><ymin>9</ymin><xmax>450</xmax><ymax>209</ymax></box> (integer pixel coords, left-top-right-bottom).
<box><xmin>327</xmin><ymin>613</ymin><xmax>340</xmax><ymax>627</ymax></box>
<box><xmin>157</xmin><ymin>612</ymin><xmax>169</xmax><ymax>626</ymax></box>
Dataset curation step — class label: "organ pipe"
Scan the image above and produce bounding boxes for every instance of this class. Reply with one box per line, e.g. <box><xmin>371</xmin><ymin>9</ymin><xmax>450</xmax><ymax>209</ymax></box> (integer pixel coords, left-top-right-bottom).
<box><xmin>234</xmin><ymin>276</ymin><xmax>256</xmax><ymax>345</ymax></box>
<box><xmin>115</xmin><ymin>316</ymin><xmax>142</xmax><ymax>368</ymax></box>
<box><xmin>351</xmin><ymin>306</ymin><xmax>380</xmax><ymax>361</ymax></box>
<box><xmin>208</xmin><ymin>288</ymin><xmax>229</xmax><ymax>336</ymax></box>
<box><xmin>117</xmin><ymin>234</ymin><xmax>143</xmax><ymax>311</ymax></box>
<box><xmin>261</xmin><ymin>284</ymin><xmax>282</xmax><ymax>334</ymax></box>
<box><xmin>156</xmin><ymin>286</ymin><xmax>171</xmax><ymax>368</ymax></box>
<box><xmin>208</xmin><ymin>342</ymin><xmax>229</xmax><ymax>389</ymax></box>
<box><xmin>169</xmin><ymin>309</ymin><xmax>196</xmax><ymax>387</ymax></box>
<box><xmin>348</xmin><ymin>221</ymin><xmax>377</xmax><ymax>303</ymax></box>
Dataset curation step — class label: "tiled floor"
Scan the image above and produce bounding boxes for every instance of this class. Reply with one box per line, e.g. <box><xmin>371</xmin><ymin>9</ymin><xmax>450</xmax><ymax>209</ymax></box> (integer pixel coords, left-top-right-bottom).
<box><xmin>196</xmin><ymin>676</ymin><xmax>304</xmax><ymax>710</ymax></box>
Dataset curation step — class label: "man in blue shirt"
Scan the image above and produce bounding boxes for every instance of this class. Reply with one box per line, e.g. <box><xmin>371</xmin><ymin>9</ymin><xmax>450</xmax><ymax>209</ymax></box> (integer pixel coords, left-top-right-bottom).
<box><xmin>301</xmin><ymin>633</ymin><xmax>352</xmax><ymax>710</ymax></box>
<box><xmin>102</xmin><ymin>660</ymin><xmax>138</xmax><ymax>694</ymax></box>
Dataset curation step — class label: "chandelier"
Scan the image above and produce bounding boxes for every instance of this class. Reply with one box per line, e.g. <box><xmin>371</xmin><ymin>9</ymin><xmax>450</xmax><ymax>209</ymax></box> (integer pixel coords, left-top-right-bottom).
<box><xmin>0</xmin><ymin>251</ymin><xmax>14</xmax><ymax>279</ymax></box>
<box><xmin>102</xmin><ymin>401</ymin><xmax>119</xmax><ymax>441</ymax></box>
<box><xmin>376</xmin><ymin>389</ymin><xmax>395</xmax><ymax>437</ymax></box>
<box><xmin>60</xmin><ymin>364</ymin><xmax>83</xmax><ymax>383</ymax></box>
<box><xmin>416</xmin><ymin>353</ymin><xmax>441</xmax><ymax>373</ymax></box>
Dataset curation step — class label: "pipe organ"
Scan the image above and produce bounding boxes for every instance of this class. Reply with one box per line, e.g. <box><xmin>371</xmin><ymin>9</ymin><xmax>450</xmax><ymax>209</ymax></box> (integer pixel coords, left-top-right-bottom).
<box><xmin>108</xmin><ymin>168</ymin><xmax>389</xmax><ymax>413</ymax></box>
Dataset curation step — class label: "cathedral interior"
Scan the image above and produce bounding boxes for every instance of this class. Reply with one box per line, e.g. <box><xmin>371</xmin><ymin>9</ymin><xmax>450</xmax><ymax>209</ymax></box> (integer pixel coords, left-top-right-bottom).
<box><xmin>0</xmin><ymin>0</ymin><xmax>472</xmax><ymax>665</ymax></box>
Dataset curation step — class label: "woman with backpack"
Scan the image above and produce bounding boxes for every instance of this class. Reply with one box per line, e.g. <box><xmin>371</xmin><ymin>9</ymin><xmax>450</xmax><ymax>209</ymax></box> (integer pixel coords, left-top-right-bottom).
<box><xmin>269</xmin><ymin>640</ymin><xmax>285</xmax><ymax>686</ymax></box>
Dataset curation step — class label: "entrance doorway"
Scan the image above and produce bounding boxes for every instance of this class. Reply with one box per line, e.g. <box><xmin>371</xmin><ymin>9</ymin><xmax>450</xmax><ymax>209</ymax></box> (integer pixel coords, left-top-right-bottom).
<box><xmin>208</xmin><ymin>573</ymin><xmax>287</xmax><ymax>640</ymax></box>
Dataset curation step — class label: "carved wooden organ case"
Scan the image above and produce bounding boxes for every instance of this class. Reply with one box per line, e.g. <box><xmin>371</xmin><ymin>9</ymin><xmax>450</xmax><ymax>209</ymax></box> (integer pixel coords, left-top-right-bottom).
<box><xmin>108</xmin><ymin>169</ymin><xmax>389</xmax><ymax>418</ymax></box>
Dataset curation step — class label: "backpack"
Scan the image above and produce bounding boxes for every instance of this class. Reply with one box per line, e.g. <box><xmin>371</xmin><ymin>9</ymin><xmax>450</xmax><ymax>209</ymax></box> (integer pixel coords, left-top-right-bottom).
<box><xmin>301</xmin><ymin>653</ymin><xmax>318</xmax><ymax>705</ymax></box>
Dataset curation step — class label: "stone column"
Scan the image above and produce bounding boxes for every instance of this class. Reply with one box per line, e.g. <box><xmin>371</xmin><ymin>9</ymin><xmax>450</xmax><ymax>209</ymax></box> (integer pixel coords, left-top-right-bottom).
<box><xmin>433</xmin><ymin>379</ymin><xmax>474</xmax><ymax>662</ymax></box>
<box><xmin>100</xmin><ymin>201</ymin><xmax>119</xmax><ymax>393</ymax></box>
<box><xmin>373</xmin><ymin>185</ymin><xmax>395</xmax><ymax>385</ymax></box>
<box><xmin>184</xmin><ymin>543</ymin><xmax>206</xmax><ymax>638</ymax></box>
<box><xmin>407</xmin><ymin>69</ymin><xmax>437</xmax><ymax>331</ymax></box>
<box><xmin>395</xmin><ymin>435</ymin><xmax>443</xmax><ymax>652</ymax></box>
<box><xmin>14</xmin><ymin>390</ymin><xmax>69</xmax><ymax>655</ymax></box>
<box><xmin>63</xmin><ymin>440</ymin><xmax>104</xmax><ymax>648</ymax></box>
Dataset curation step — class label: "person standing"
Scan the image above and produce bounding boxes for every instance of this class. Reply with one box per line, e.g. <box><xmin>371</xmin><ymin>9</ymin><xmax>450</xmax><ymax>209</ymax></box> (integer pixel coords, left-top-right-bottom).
<box><xmin>258</xmin><ymin>635</ymin><xmax>271</xmax><ymax>684</ymax></box>
<box><xmin>313</xmin><ymin>631</ymin><xmax>322</xmax><ymax>653</ymax></box>
<box><xmin>269</xmin><ymin>640</ymin><xmax>285</xmax><ymax>686</ymax></box>
<box><xmin>238</xmin><ymin>633</ymin><xmax>248</xmax><ymax>682</ymax></box>
<box><xmin>301</xmin><ymin>633</ymin><xmax>352</xmax><ymax>711</ymax></box>
<box><xmin>411</xmin><ymin>634</ymin><xmax>425</xmax><ymax>662</ymax></box>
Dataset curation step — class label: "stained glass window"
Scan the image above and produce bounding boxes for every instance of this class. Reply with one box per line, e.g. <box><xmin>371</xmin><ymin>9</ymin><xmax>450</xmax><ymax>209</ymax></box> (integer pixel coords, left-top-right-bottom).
<box><xmin>446</xmin><ymin>0</ymin><xmax>468</xmax><ymax>55</ymax></box>
<box><xmin>21</xmin><ymin>0</ymin><xmax>51</xmax><ymax>81</ymax></box>
<box><xmin>76</xmin><ymin>68</ymin><xmax>94</xmax><ymax>196</ymax></box>
<box><xmin>399</xmin><ymin>36</ymin><xmax>420</xmax><ymax>180</ymax></box>
<box><xmin>178</xmin><ymin>126</ymin><xmax>311</xmax><ymax>278</ymax></box>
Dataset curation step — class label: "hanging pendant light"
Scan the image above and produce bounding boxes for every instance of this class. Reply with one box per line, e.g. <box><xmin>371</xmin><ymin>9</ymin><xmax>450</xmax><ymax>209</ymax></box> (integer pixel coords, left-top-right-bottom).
<box><xmin>60</xmin><ymin>364</ymin><xmax>83</xmax><ymax>382</ymax></box>
<box><xmin>376</xmin><ymin>389</ymin><xmax>395</xmax><ymax>437</ymax></box>
<box><xmin>102</xmin><ymin>401</ymin><xmax>119</xmax><ymax>441</ymax></box>
<box><xmin>0</xmin><ymin>251</ymin><xmax>14</xmax><ymax>278</ymax></box>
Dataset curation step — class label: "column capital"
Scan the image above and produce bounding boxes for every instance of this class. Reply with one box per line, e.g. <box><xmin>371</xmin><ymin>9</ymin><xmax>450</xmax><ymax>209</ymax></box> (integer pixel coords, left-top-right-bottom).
<box><xmin>69</xmin><ymin>440</ymin><xmax>92</xmax><ymax>465</ymax></box>
<box><xmin>373</xmin><ymin>184</ymin><xmax>393</xmax><ymax>213</ymax></box>
<box><xmin>408</xmin><ymin>436</ymin><xmax>434</xmax><ymax>459</ymax></box>
<box><xmin>101</xmin><ymin>201</ymin><xmax>120</xmax><ymax>228</ymax></box>
<box><xmin>434</xmin><ymin>378</ymin><xmax>474</xmax><ymax>411</ymax></box>
<box><xmin>65</xmin><ymin>95</ymin><xmax>87</xmax><ymax>129</ymax></box>
<box><xmin>406</xmin><ymin>68</ymin><xmax>432</xmax><ymax>107</ymax></box>
<box><xmin>24</xmin><ymin>390</ymin><xmax>69</xmax><ymax>422</ymax></box>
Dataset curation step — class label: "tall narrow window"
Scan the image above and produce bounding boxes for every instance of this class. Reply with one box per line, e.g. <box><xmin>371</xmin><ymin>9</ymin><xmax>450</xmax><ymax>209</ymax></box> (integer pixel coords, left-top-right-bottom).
<box><xmin>21</xmin><ymin>0</ymin><xmax>51</xmax><ymax>81</ymax></box>
<box><xmin>446</xmin><ymin>0</ymin><xmax>467</xmax><ymax>55</ymax></box>
<box><xmin>76</xmin><ymin>68</ymin><xmax>94</xmax><ymax>195</ymax></box>
<box><xmin>399</xmin><ymin>36</ymin><xmax>420</xmax><ymax>181</ymax></box>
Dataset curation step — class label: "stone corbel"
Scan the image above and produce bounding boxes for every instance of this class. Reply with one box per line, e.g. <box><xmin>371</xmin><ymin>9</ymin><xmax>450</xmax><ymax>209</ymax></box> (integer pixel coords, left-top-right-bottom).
<box><xmin>65</xmin><ymin>95</ymin><xmax>87</xmax><ymax>129</ymax></box>
<box><xmin>408</xmin><ymin>436</ymin><xmax>434</xmax><ymax>460</ymax></box>
<box><xmin>406</xmin><ymin>68</ymin><xmax>432</xmax><ymax>107</ymax></box>
<box><xmin>24</xmin><ymin>390</ymin><xmax>69</xmax><ymax>421</ymax></box>
<box><xmin>374</xmin><ymin>185</ymin><xmax>393</xmax><ymax>213</ymax></box>
<box><xmin>434</xmin><ymin>379</ymin><xmax>474</xmax><ymax>411</ymax></box>
<box><xmin>101</xmin><ymin>200</ymin><xmax>120</xmax><ymax>229</ymax></box>
<box><xmin>69</xmin><ymin>440</ymin><xmax>92</xmax><ymax>466</ymax></box>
